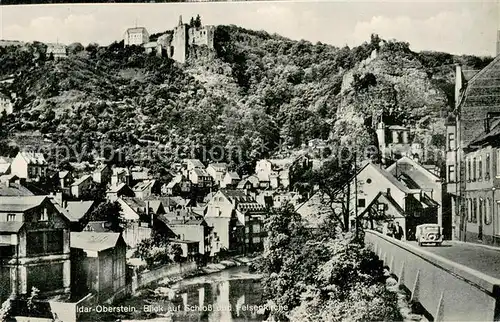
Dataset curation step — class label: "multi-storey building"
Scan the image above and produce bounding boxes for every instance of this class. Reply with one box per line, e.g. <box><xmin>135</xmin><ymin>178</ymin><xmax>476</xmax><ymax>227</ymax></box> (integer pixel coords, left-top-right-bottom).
<box><xmin>10</xmin><ymin>151</ymin><xmax>48</xmax><ymax>181</ymax></box>
<box><xmin>123</xmin><ymin>27</ymin><xmax>150</xmax><ymax>46</ymax></box>
<box><xmin>0</xmin><ymin>196</ymin><xmax>71</xmax><ymax>303</ymax></box>
<box><xmin>446</xmin><ymin>56</ymin><xmax>499</xmax><ymax>241</ymax></box>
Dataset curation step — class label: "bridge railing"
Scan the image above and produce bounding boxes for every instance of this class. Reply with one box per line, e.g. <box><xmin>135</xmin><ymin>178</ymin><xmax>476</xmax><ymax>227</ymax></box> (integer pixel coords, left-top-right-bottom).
<box><xmin>365</xmin><ymin>230</ymin><xmax>500</xmax><ymax>322</ymax></box>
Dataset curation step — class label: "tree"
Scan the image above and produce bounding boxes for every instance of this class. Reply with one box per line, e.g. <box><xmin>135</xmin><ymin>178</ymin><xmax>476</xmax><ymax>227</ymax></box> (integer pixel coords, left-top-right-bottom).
<box><xmin>194</xmin><ymin>14</ymin><xmax>202</xmax><ymax>28</ymax></box>
<box><xmin>87</xmin><ymin>201</ymin><xmax>125</xmax><ymax>232</ymax></box>
<box><xmin>68</xmin><ymin>42</ymin><xmax>84</xmax><ymax>55</ymax></box>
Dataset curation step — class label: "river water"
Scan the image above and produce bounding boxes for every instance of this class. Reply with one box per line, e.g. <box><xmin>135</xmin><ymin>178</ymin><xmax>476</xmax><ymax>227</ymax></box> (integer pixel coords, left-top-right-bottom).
<box><xmin>164</xmin><ymin>266</ymin><xmax>266</xmax><ymax>322</ymax></box>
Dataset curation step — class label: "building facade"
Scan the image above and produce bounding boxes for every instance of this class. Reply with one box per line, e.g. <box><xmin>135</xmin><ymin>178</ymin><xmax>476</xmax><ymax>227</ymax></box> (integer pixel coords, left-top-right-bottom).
<box><xmin>0</xmin><ymin>196</ymin><xmax>71</xmax><ymax>303</ymax></box>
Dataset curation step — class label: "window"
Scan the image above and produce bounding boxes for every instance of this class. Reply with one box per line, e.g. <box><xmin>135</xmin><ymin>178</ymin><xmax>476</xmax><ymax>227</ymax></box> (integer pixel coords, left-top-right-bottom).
<box><xmin>39</xmin><ymin>208</ymin><xmax>48</xmax><ymax>221</ymax></box>
<box><xmin>497</xmin><ymin>149</ymin><xmax>500</xmax><ymax>176</ymax></box>
<box><xmin>7</xmin><ymin>214</ymin><xmax>15</xmax><ymax>222</ymax></box>
<box><xmin>27</xmin><ymin>230</ymin><xmax>64</xmax><ymax>256</ymax></box>
<box><xmin>357</xmin><ymin>199</ymin><xmax>366</xmax><ymax>207</ymax></box>
<box><xmin>486</xmin><ymin>153</ymin><xmax>491</xmax><ymax>179</ymax></box>
<box><xmin>252</xmin><ymin>237</ymin><xmax>261</xmax><ymax>244</ymax></box>
<box><xmin>253</xmin><ymin>224</ymin><xmax>261</xmax><ymax>234</ymax></box>
<box><xmin>485</xmin><ymin>199</ymin><xmax>492</xmax><ymax>225</ymax></box>
<box><xmin>448</xmin><ymin>165</ymin><xmax>455</xmax><ymax>182</ymax></box>
<box><xmin>473</xmin><ymin>158</ymin><xmax>477</xmax><ymax>181</ymax></box>
<box><xmin>468</xmin><ymin>159</ymin><xmax>472</xmax><ymax>181</ymax></box>
<box><xmin>467</xmin><ymin>199</ymin><xmax>471</xmax><ymax>222</ymax></box>
<box><xmin>448</xmin><ymin>132</ymin><xmax>455</xmax><ymax>151</ymax></box>
<box><xmin>497</xmin><ymin>202</ymin><xmax>500</xmax><ymax>235</ymax></box>
<box><xmin>473</xmin><ymin>198</ymin><xmax>478</xmax><ymax>223</ymax></box>
<box><xmin>479</xmin><ymin>199</ymin><xmax>483</xmax><ymax>223</ymax></box>
<box><xmin>245</xmin><ymin>227</ymin><xmax>250</xmax><ymax>233</ymax></box>
<box><xmin>478</xmin><ymin>156</ymin><xmax>483</xmax><ymax>180</ymax></box>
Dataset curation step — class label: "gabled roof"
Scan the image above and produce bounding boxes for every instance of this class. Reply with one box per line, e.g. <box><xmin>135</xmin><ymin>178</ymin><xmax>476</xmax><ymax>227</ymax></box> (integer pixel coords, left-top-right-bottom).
<box><xmin>133</xmin><ymin>179</ymin><xmax>156</xmax><ymax>192</ymax></box>
<box><xmin>65</xmin><ymin>201</ymin><xmax>95</xmax><ymax>221</ymax></box>
<box><xmin>17</xmin><ymin>152</ymin><xmax>47</xmax><ymax>165</ymax></box>
<box><xmin>359</xmin><ymin>191</ymin><xmax>405</xmax><ymax>218</ymax></box>
<box><xmin>72</xmin><ymin>174</ymin><xmax>92</xmax><ymax>187</ymax></box>
<box><xmin>50</xmin><ymin>198</ymin><xmax>79</xmax><ymax>222</ymax></box>
<box><xmin>207</xmin><ymin>163</ymin><xmax>228</xmax><ymax>170</ymax></box>
<box><xmin>0</xmin><ymin>221</ymin><xmax>24</xmax><ymax>234</ymax></box>
<box><xmin>59</xmin><ymin>171</ymin><xmax>70</xmax><ymax>179</ymax></box>
<box><xmin>192</xmin><ymin>168</ymin><xmax>209</xmax><ymax>177</ymax></box>
<box><xmin>458</xmin><ymin>55</ymin><xmax>500</xmax><ymax>147</ymax></box>
<box><xmin>386</xmin><ymin>156</ymin><xmax>441</xmax><ymax>182</ymax></box>
<box><xmin>358</xmin><ymin>162</ymin><xmax>412</xmax><ymax>194</ymax></box>
<box><xmin>0</xmin><ymin>180</ymin><xmax>34</xmax><ymax>196</ymax></box>
<box><xmin>84</xmin><ymin>221</ymin><xmax>110</xmax><ymax>233</ymax></box>
<box><xmin>226</xmin><ymin>172</ymin><xmax>240</xmax><ymax>180</ymax></box>
<box><xmin>184</xmin><ymin>159</ymin><xmax>205</xmax><ymax>168</ymax></box>
<box><xmin>107</xmin><ymin>183</ymin><xmax>128</xmax><ymax>193</ymax></box>
<box><xmin>0</xmin><ymin>195</ymin><xmax>47</xmax><ymax>212</ymax></box>
<box><xmin>219</xmin><ymin>189</ymin><xmax>254</xmax><ymax>203</ymax></box>
<box><xmin>71</xmin><ymin>232</ymin><xmax>122</xmax><ymax>252</ymax></box>
<box><xmin>237</xmin><ymin>179</ymin><xmax>252</xmax><ymax>189</ymax></box>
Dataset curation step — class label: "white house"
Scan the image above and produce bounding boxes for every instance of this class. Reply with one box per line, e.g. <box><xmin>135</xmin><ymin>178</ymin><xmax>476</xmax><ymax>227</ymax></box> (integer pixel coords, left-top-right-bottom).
<box><xmin>123</xmin><ymin>27</ymin><xmax>149</xmax><ymax>46</ymax></box>
<box><xmin>206</xmin><ymin>163</ymin><xmax>228</xmax><ymax>185</ymax></box>
<box><xmin>221</xmin><ymin>171</ymin><xmax>240</xmax><ymax>188</ymax></box>
<box><xmin>10</xmin><ymin>151</ymin><xmax>48</xmax><ymax>181</ymax></box>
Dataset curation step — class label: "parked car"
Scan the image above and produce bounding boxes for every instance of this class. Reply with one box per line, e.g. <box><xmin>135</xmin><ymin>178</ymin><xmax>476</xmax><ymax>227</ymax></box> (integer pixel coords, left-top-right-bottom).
<box><xmin>415</xmin><ymin>224</ymin><xmax>443</xmax><ymax>246</ymax></box>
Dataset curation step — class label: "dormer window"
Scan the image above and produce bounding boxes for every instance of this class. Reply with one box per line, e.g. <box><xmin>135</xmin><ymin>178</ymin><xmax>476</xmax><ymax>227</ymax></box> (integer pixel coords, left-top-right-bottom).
<box><xmin>7</xmin><ymin>214</ymin><xmax>15</xmax><ymax>222</ymax></box>
<box><xmin>40</xmin><ymin>208</ymin><xmax>48</xmax><ymax>221</ymax></box>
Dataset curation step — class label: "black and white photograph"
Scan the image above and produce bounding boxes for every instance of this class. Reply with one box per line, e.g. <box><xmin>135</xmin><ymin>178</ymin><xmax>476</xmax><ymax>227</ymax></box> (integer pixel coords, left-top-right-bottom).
<box><xmin>0</xmin><ymin>0</ymin><xmax>498</xmax><ymax>321</ymax></box>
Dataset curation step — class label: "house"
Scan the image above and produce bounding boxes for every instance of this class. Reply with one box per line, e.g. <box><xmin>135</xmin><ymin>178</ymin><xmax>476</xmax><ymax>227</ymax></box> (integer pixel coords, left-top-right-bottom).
<box><xmin>206</xmin><ymin>163</ymin><xmax>229</xmax><ymax>185</ymax></box>
<box><xmin>0</xmin><ymin>93</ymin><xmax>13</xmax><ymax>116</ymax></box>
<box><xmin>10</xmin><ymin>151</ymin><xmax>48</xmax><ymax>181</ymax></box>
<box><xmin>446</xmin><ymin>59</ymin><xmax>500</xmax><ymax>241</ymax></box>
<box><xmin>70</xmin><ymin>232</ymin><xmax>127</xmax><ymax>301</ymax></box>
<box><xmin>132</xmin><ymin>179</ymin><xmax>160</xmax><ymax>200</ymax></box>
<box><xmin>182</xmin><ymin>159</ymin><xmax>205</xmax><ymax>177</ymax></box>
<box><xmin>116</xmin><ymin>197</ymin><xmax>174</xmax><ymax>248</ymax></box>
<box><xmin>106</xmin><ymin>183</ymin><xmax>134</xmax><ymax>202</ymax></box>
<box><xmin>58</xmin><ymin>170</ymin><xmax>73</xmax><ymax>189</ymax></box>
<box><xmin>111</xmin><ymin>167</ymin><xmax>131</xmax><ymax>186</ymax></box>
<box><xmin>71</xmin><ymin>174</ymin><xmax>94</xmax><ymax>198</ymax></box>
<box><xmin>46</xmin><ymin>43</ymin><xmax>67</xmax><ymax>59</ymax></box>
<box><xmin>255</xmin><ymin>155</ymin><xmax>311</xmax><ymax>189</ymax></box>
<box><xmin>272</xmin><ymin>191</ymin><xmax>302</xmax><ymax>209</ymax></box>
<box><xmin>124</xmin><ymin>27</ymin><xmax>150</xmax><ymax>47</ymax></box>
<box><xmin>160</xmin><ymin>209</ymin><xmax>213</xmax><ymax>256</ymax></box>
<box><xmin>205</xmin><ymin>189</ymin><xmax>267</xmax><ymax>253</ymax></box>
<box><xmin>349</xmin><ymin>162</ymin><xmax>439</xmax><ymax>237</ymax></box>
<box><xmin>221</xmin><ymin>171</ymin><xmax>240</xmax><ymax>188</ymax></box>
<box><xmin>386</xmin><ymin>156</ymin><xmax>447</xmax><ymax>238</ymax></box>
<box><xmin>451</xmin><ymin>118</ymin><xmax>500</xmax><ymax>246</ymax></box>
<box><xmin>237</xmin><ymin>175</ymin><xmax>259</xmax><ymax>191</ymax></box>
<box><xmin>189</xmin><ymin>168</ymin><xmax>213</xmax><ymax>188</ymax></box>
<box><xmin>0</xmin><ymin>196</ymin><xmax>71</xmax><ymax>303</ymax></box>
<box><xmin>163</xmin><ymin>175</ymin><xmax>192</xmax><ymax>196</ymax></box>
<box><xmin>93</xmin><ymin>164</ymin><xmax>112</xmax><ymax>185</ymax></box>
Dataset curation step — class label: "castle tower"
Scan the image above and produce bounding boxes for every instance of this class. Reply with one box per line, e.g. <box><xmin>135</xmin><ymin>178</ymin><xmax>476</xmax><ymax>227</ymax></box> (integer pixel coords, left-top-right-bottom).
<box><xmin>172</xmin><ymin>15</ymin><xmax>187</xmax><ymax>63</ymax></box>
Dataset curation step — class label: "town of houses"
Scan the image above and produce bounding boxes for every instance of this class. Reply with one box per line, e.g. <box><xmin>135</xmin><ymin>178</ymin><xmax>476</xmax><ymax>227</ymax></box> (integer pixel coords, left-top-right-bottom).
<box><xmin>0</xmin><ymin>13</ymin><xmax>500</xmax><ymax>321</ymax></box>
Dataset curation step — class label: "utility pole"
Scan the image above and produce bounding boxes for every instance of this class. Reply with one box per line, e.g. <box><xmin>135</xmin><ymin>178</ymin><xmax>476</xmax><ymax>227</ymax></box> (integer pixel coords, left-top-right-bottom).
<box><xmin>354</xmin><ymin>151</ymin><xmax>359</xmax><ymax>238</ymax></box>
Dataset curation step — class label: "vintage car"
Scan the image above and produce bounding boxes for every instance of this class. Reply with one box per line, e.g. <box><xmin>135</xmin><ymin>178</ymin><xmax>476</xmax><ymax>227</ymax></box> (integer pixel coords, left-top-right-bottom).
<box><xmin>415</xmin><ymin>224</ymin><xmax>443</xmax><ymax>246</ymax></box>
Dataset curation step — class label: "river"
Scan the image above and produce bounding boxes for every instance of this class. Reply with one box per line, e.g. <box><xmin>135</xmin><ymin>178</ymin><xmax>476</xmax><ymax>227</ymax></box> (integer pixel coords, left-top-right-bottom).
<box><xmin>157</xmin><ymin>266</ymin><xmax>266</xmax><ymax>321</ymax></box>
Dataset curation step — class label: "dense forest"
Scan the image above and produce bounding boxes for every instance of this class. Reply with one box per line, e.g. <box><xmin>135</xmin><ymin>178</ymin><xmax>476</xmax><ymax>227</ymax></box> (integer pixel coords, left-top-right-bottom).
<box><xmin>0</xmin><ymin>24</ymin><xmax>493</xmax><ymax>176</ymax></box>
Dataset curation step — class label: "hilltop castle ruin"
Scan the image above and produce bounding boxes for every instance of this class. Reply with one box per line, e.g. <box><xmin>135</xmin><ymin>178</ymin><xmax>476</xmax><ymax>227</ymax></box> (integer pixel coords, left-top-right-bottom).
<box><xmin>124</xmin><ymin>15</ymin><xmax>215</xmax><ymax>64</ymax></box>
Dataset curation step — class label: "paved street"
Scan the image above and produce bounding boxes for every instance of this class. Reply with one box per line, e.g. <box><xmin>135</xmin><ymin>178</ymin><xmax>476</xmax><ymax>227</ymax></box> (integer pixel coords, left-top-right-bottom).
<box><xmin>407</xmin><ymin>241</ymin><xmax>500</xmax><ymax>280</ymax></box>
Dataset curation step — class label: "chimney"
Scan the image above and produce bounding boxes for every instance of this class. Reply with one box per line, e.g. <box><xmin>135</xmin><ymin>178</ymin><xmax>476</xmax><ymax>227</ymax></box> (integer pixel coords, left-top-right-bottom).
<box><xmin>386</xmin><ymin>188</ymin><xmax>391</xmax><ymax>195</ymax></box>
<box><xmin>455</xmin><ymin>64</ymin><xmax>463</xmax><ymax>107</ymax></box>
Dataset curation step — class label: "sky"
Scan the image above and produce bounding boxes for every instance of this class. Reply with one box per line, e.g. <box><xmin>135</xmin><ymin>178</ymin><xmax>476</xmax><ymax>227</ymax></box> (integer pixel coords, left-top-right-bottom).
<box><xmin>0</xmin><ymin>0</ymin><xmax>498</xmax><ymax>56</ymax></box>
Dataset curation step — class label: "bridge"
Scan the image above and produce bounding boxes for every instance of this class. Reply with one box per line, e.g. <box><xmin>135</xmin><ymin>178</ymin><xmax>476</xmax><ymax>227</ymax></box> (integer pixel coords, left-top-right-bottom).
<box><xmin>365</xmin><ymin>230</ymin><xmax>500</xmax><ymax>322</ymax></box>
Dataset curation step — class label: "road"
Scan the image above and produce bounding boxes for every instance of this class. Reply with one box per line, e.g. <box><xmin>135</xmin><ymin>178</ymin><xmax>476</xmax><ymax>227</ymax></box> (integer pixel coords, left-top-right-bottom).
<box><xmin>406</xmin><ymin>240</ymin><xmax>500</xmax><ymax>280</ymax></box>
